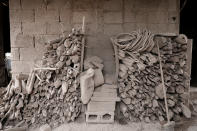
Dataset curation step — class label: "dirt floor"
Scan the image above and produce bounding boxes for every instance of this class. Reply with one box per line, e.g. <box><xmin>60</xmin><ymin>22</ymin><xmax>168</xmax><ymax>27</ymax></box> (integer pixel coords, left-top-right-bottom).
<box><xmin>31</xmin><ymin>122</ymin><xmax>162</xmax><ymax>131</ymax></box>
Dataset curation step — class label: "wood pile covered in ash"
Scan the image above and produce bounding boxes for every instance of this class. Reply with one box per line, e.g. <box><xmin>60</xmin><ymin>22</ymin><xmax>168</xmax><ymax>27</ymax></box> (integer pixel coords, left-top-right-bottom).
<box><xmin>111</xmin><ymin>30</ymin><xmax>191</xmax><ymax>122</ymax></box>
<box><xmin>0</xmin><ymin>28</ymin><xmax>84</xmax><ymax>129</ymax></box>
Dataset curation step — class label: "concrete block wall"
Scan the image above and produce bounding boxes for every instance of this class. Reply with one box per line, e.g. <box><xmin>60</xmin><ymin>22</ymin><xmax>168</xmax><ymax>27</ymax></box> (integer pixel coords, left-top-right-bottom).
<box><xmin>9</xmin><ymin>0</ymin><xmax>180</xmax><ymax>76</ymax></box>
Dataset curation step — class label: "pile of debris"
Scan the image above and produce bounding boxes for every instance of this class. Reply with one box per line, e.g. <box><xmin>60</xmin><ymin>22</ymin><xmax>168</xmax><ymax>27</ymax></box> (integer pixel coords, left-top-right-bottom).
<box><xmin>112</xmin><ymin>30</ymin><xmax>191</xmax><ymax>122</ymax></box>
<box><xmin>0</xmin><ymin>28</ymin><xmax>85</xmax><ymax>129</ymax></box>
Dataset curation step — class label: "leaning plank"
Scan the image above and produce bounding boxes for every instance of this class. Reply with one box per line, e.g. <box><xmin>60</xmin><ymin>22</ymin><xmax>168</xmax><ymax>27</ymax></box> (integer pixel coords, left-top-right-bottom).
<box><xmin>186</xmin><ymin>39</ymin><xmax>193</xmax><ymax>106</ymax></box>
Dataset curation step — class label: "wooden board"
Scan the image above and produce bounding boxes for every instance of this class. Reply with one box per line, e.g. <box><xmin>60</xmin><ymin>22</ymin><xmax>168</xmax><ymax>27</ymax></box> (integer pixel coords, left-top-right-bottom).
<box><xmin>186</xmin><ymin>39</ymin><xmax>193</xmax><ymax>105</ymax></box>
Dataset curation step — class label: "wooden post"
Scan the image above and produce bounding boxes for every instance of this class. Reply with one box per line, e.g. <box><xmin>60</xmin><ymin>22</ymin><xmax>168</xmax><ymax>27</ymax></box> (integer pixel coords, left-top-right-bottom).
<box><xmin>81</xmin><ymin>16</ymin><xmax>86</xmax><ymax>72</ymax></box>
<box><xmin>186</xmin><ymin>39</ymin><xmax>193</xmax><ymax>106</ymax></box>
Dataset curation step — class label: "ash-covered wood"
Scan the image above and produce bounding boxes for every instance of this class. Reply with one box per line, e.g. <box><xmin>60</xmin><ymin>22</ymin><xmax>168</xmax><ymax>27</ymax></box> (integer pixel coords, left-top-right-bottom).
<box><xmin>0</xmin><ymin>28</ymin><xmax>85</xmax><ymax>129</ymax></box>
<box><xmin>111</xmin><ymin>30</ymin><xmax>191</xmax><ymax>122</ymax></box>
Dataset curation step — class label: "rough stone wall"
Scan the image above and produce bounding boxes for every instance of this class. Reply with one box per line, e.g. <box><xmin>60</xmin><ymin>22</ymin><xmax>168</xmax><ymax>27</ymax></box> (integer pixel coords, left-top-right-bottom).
<box><xmin>9</xmin><ymin>0</ymin><xmax>180</xmax><ymax>76</ymax></box>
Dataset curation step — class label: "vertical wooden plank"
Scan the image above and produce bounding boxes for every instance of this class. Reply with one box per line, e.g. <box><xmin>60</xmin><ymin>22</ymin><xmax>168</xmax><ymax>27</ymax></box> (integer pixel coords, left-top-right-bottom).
<box><xmin>186</xmin><ymin>39</ymin><xmax>193</xmax><ymax>105</ymax></box>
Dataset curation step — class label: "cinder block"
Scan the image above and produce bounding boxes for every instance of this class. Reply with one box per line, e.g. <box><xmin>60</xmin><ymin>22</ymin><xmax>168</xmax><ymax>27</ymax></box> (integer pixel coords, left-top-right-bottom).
<box><xmin>86</xmin><ymin>35</ymin><xmax>112</xmax><ymax>49</ymax></box>
<box><xmin>86</xmin><ymin>111</ymin><xmax>114</xmax><ymax>123</ymax></box>
<box><xmin>148</xmin><ymin>24</ymin><xmax>160</xmax><ymax>34</ymax></box>
<box><xmin>104</xmin><ymin>24</ymin><xmax>123</xmax><ymax>36</ymax></box>
<box><xmin>103</xmin><ymin>0</ymin><xmax>122</xmax><ymax>11</ymax></box>
<box><xmin>148</xmin><ymin>11</ymin><xmax>168</xmax><ymax>24</ymax></box>
<box><xmin>35</xmin><ymin>34</ymin><xmax>60</xmax><ymax>49</ymax></box>
<box><xmin>21</xmin><ymin>0</ymin><xmax>46</xmax><ymax>9</ymax></box>
<box><xmin>73</xmin><ymin>11</ymin><xmax>95</xmax><ymax>23</ymax></box>
<box><xmin>158</xmin><ymin>24</ymin><xmax>169</xmax><ymax>33</ymax></box>
<box><xmin>35</xmin><ymin>9</ymin><xmax>59</xmax><ymax>22</ymax></box>
<box><xmin>87</xmin><ymin>101</ymin><xmax>115</xmax><ymax>112</ymax></box>
<box><xmin>123</xmin><ymin>23</ymin><xmax>136</xmax><ymax>32</ymax></box>
<box><xmin>148</xmin><ymin>24</ymin><xmax>168</xmax><ymax>34</ymax></box>
<box><xmin>10</xmin><ymin>22</ymin><xmax>22</xmax><ymax>34</ymax></box>
<box><xmin>73</xmin><ymin>0</ymin><xmax>94</xmax><ymax>10</ymax></box>
<box><xmin>124</xmin><ymin>10</ymin><xmax>136</xmax><ymax>23</ymax></box>
<box><xmin>47</xmin><ymin>0</ymin><xmax>71</xmax><ymax>9</ymax></box>
<box><xmin>86</xmin><ymin>36</ymin><xmax>98</xmax><ymax>48</ymax></box>
<box><xmin>11</xmin><ymin>48</ymin><xmax>20</xmax><ymax>60</ymax></box>
<box><xmin>60</xmin><ymin>21</ymin><xmax>72</xmax><ymax>32</ymax></box>
<box><xmin>23</xmin><ymin>22</ymin><xmax>47</xmax><ymax>35</ymax></box>
<box><xmin>12</xmin><ymin>34</ymin><xmax>34</xmax><ymax>48</ymax></box>
<box><xmin>9</xmin><ymin>0</ymin><xmax>21</xmax><ymax>9</ymax></box>
<box><xmin>46</xmin><ymin>22</ymin><xmax>71</xmax><ymax>35</ymax></box>
<box><xmin>9</xmin><ymin>10</ymin><xmax>21</xmax><ymax>23</ymax></box>
<box><xmin>168</xmin><ymin>11</ymin><xmax>179</xmax><ymax>24</ymax></box>
<box><xmin>152</xmin><ymin>0</ymin><xmax>168</xmax><ymax>11</ymax></box>
<box><xmin>134</xmin><ymin>0</ymin><xmax>150</xmax><ymax>11</ymax></box>
<box><xmin>10</xmin><ymin>9</ymin><xmax>34</xmax><ymax>23</ymax></box>
<box><xmin>20</xmin><ymin>48</ymin><xmax>42</xmax><ymax>61</ymax></box>
<box><xmin>104</xmin><ymin>12</ymin><xmax>122</xmax><ymax>24</ymax></box>
<box><xmin>10</xmin><ymin>22</ymin><xmax>22</xmax><ymax>49</ymax></box>
<box><xmin>94</xmin><ymin>9</ymin><xmax>104</xmax><ymax>24</ymax></box>
<box><xmin>168</xmin><ymin>0</ymin><xmax>178</xmax><ymax>11</ymax></box>
<box><xmin>124</xmin><ymin>0</ymin><xmax>135</xmax><ymax>11</ymax></box>
<box><xmin>135</xmin><ymin>11</ymin><xmax>148</xmax><ymax>23</ymax></box>
<box><xmin>135</xmin><ymin>0</ymin><xmax>168</xmax><ymax>11</ymax></box>
<box><xmin>168</xmin><ymin>23</ymin><xmax>179</xmax><ymax>34</ymax></box>
<box><xmin>11</xmin><ymin>60</ymin><xmax>33</xmax><ymax>74</ymax></box>
<box><xmin>90</xmin><ymin>48</ymin><xmax>114</xmax><ymax>61</ymax></box>
<box><xmin>60</xmin><ymin>8</ymin><xmax>72</xmax><ymax>23</ymax></box>
<box><xmin>136</xmin><ymin>23</ymin><xmax>148</xmax><ymax>30</ymax></box>
<box><xmin>22</xmin><ymin>10</ymin><xmax>35</xmax><ymax>22</ymax></box>
<box><xmin>96</xmin><ymin>34</ymin><xmax>112</xmax><ymax>48</ymax></box>
<box><xmin>73</xmin><ymin>23</ymin><xmax>100</xmax><ymax>35</ymax></box>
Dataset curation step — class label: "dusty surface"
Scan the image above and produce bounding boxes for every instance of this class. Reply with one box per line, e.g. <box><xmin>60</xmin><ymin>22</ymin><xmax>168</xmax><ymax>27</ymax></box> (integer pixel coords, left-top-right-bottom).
<box><xmin>53</xmin><ymin>122</ymin><xmax>162</xmax><ymax>131</ymax></box>
<box><xmin>31</xmin><ymin>121</ymin><xmax>197</xmax><ymax>131</ymax></box>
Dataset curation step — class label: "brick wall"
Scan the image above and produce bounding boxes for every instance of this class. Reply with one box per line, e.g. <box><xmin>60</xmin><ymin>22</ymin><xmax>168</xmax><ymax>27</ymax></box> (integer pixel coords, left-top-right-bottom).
<box><xmin>9</xmin><ymin>0</ymin><xmax>180</xmax><ymax>77</ymax></box>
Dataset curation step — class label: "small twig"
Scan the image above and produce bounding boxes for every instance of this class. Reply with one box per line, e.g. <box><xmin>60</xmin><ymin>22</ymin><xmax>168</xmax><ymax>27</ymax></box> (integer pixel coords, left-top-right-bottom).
<box><xmin>35</xmin><ymin>74</ymin><xmax>43</xmax><ymax>81</ymax></box>
<box><xmin>15</xmin><ymin>120</ymin><xmax>25</xmax><ymax>127</ymax></box>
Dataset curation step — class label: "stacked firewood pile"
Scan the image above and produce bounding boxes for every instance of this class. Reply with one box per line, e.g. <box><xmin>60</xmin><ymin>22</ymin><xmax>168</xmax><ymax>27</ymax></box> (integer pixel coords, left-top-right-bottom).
<box><xmin>112</xmin><ymin>30</ymin><xmax>191</xmax><ymax>122</ymax></box>
<box><xmin>0</xmin><ymin>28</ymin><xmax>84</xmax><ymax>129</ymax></box>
